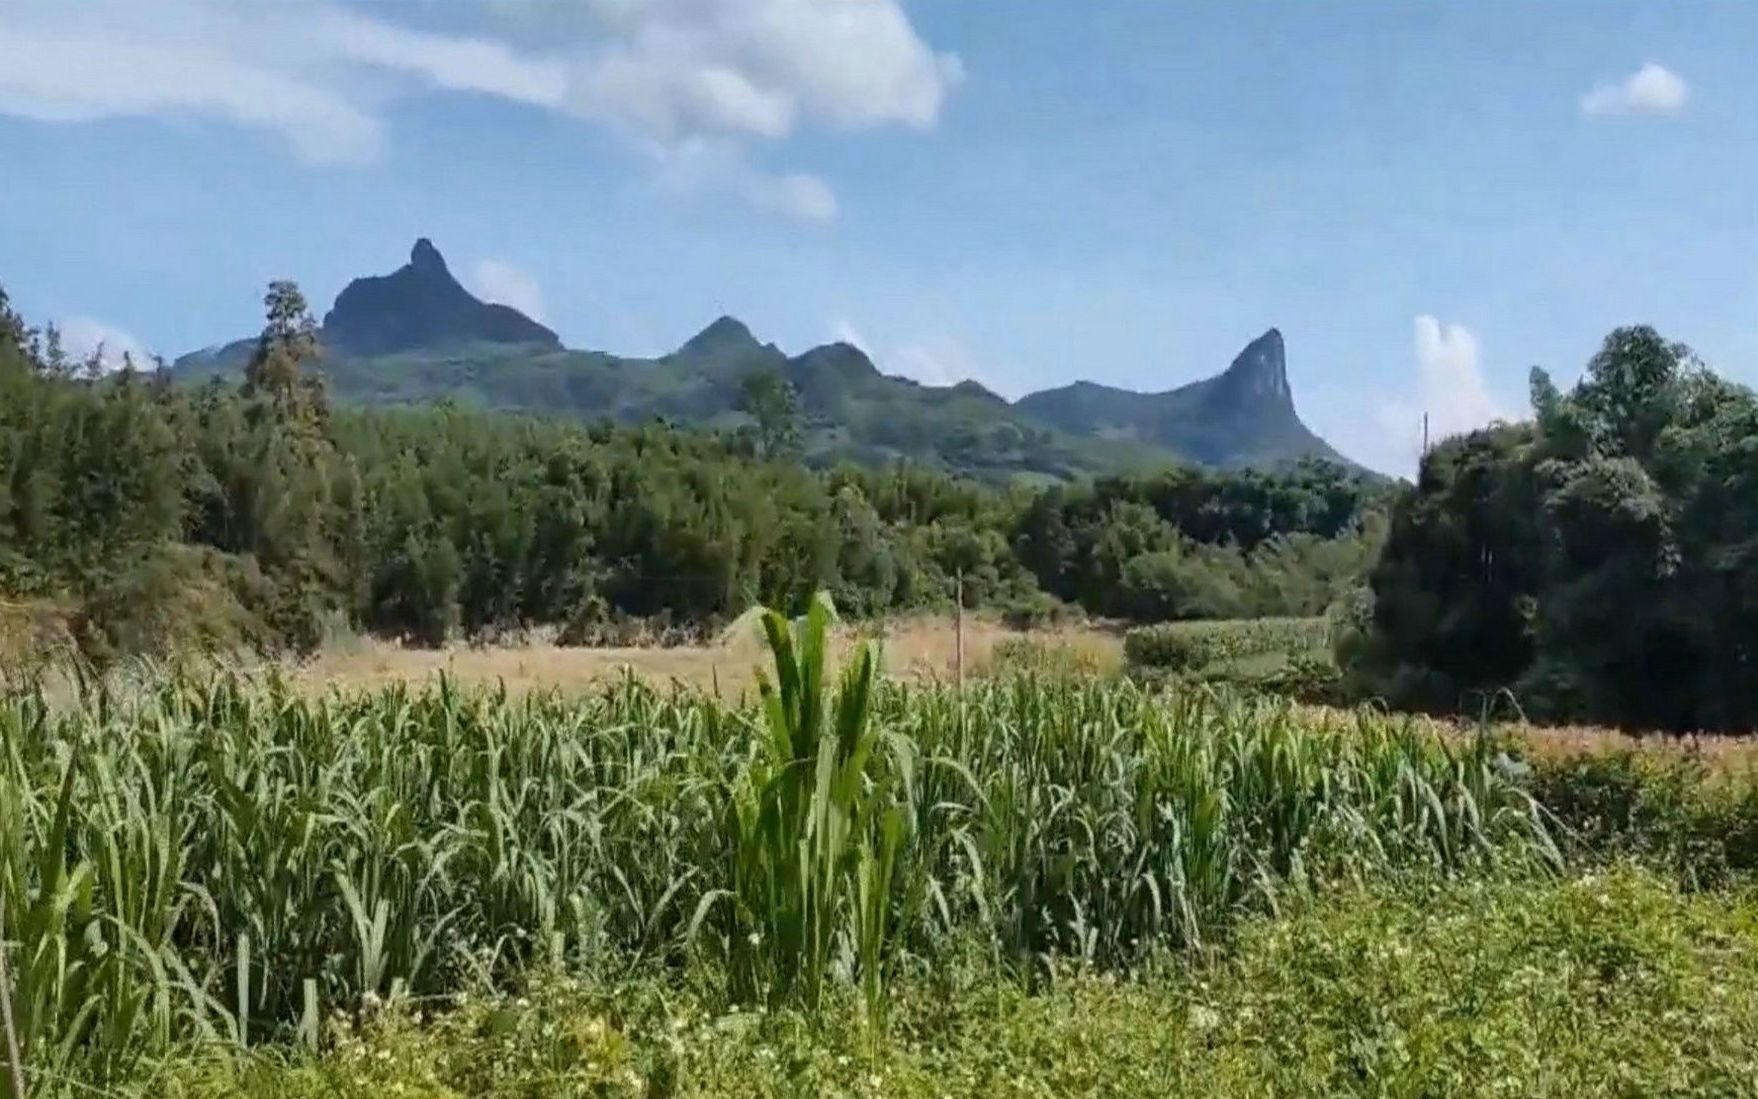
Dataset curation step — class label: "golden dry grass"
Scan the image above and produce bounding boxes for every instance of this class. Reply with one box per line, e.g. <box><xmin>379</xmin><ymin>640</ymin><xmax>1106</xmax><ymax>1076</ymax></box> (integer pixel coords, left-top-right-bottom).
<box><xmin>1489</xmin><ymin>719</ymin><xmax>1758</xmax><ymax>774</ymax></box>
<box><xmin>22</xmin><ymin>607</ymin><xmax>1753</xmax><ymax>772</ymax></box>
<box><xmin>298</xmin><ymin>614</ymin><xmax>1126</xmax><ymax>699</ymax></box>
<box><xmin>300</xmin><ymin>619</ymin><xmax>1758</xmax><ymax>771</ymax></box>
<box><xmin>1297</xmin><ymin>702</ymin><xmax>1758</xmax><ymax>775</ymax></box>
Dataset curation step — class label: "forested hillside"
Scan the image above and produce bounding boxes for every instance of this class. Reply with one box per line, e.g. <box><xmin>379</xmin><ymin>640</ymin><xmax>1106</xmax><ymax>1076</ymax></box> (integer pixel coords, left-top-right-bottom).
<box><xmin>1</xmin><ymin>282</ymin><xmax>1383</xmax><ymax>664</ymax></box>
<box><xmin>173</xmin><ymin>240</ymin><xmax>1357</xmax><ymax>479</ymax></box>
<box><xmin>1015</xmin><ymin>328</ymin><xmax>1350</xmax><ymax>468</ymax></box>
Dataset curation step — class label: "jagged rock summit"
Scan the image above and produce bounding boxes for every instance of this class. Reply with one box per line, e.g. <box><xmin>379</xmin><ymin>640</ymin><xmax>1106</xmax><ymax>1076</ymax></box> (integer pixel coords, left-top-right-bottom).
<box><xmin>674</xmin><ymin>314</ymin><xmax>762</xmax><ymax>360</ymax></box>
<box><xmin>321</xmin><ymin>239</ymin><xmax>561</xmax><ymax>356</ymax></box>
<box><xmin>173</xmin><ymin>241</ymin><xmax>1362</xmax><ymax>475</ymax></box>
<box><xmin>1216</xmin><ymin>327</ymin><xmax>1292</xmax><ymax>406</ymax></box>
<box><xmin>1013</xmin><ymin>327</ymin><xmax>1344</xmax><ymax>468</ymax></box>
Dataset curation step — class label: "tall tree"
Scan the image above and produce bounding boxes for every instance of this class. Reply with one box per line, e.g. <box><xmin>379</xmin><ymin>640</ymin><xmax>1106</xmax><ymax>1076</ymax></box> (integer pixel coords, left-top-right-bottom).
<box><xmin>244</xmin><ymin>280</ymin><xmax>325</xmax><ymax>428</ymax></box>
<box><xmin>737</xmin><ymin>369</ymin><xmax>802</xmax><ymax>461</ymax></box>
<box><xmin>1358</xmin><ymin>326</ymin><xmax>1758</xmax><ymax>731</ymax></box>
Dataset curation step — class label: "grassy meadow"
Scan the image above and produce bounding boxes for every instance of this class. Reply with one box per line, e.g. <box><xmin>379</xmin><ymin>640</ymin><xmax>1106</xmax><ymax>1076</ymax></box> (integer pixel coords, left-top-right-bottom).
<box><xmin>2</xmin><ymin>606</ymin><xmax>1757</xmax><ymax>1096</ymax></box>
<box><xmin>294</xmin><ymin>612</ymin><xmax>1125</xmax><ymax>696</ymax></box>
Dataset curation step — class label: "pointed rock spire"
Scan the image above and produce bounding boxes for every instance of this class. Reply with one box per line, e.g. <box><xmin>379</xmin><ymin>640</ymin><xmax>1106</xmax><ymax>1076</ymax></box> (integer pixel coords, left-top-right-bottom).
<box><xmin>320</xmin><ymin>238</ymin><xmax>561</xmax><ymax>355</ymax></box>
<box><xmin>409</xmin><ymin>237</ymin><xmax>449</xmax><ymax>276</ymax></box>
<box><xmin>1219</xmin><ymin>328</ymin><xmax>1292</xmax><ymax>405</ymax></box>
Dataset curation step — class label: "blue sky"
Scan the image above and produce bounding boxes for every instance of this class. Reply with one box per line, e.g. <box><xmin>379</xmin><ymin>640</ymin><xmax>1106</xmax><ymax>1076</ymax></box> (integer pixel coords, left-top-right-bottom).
<box><xmin>1</xmin><ymin>1</ymin><xmax>1753</xmax><ymax>475</ymax></box>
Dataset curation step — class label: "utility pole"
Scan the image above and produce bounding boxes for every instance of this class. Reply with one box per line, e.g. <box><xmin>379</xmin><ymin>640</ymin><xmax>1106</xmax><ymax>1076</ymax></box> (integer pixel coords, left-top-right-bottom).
<box><xmin>1421</xmin><ymin>412</ymin><xmax>1430</xmax><ymax>461</ymax></box>
<box><xmin>953</xmin><ymin>568</ymin><xmax>965</xmax><ymax>697</ymax></box>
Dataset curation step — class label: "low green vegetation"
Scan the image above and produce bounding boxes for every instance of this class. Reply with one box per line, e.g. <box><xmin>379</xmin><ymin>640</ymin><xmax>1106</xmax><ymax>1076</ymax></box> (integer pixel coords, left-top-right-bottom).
<box><xmin>4</xmin><ymin>600</ymin><xmax>1758</xmax><ymax>1095</ymax></box>
<box><xmin>1123</xmin><ymin>616</ymin><xmax>1328</xmax><ymax>673</ymax></box>
<box><xmin>1</xmin><ymin>603</ymin><xmax>1556</xmax><ymax>1093</ymax></box>
<box><xmin>1530</xmin><ymin>746</ymin><xmax>1758</xmax><ymax>886</ymax></box>
<box><xmin>1120</xmin><ymin>616</ymin><xmax>1349</xmax><ymax>704</ymax></box>
<box><xmin>140</xmin><ymin>871</ymin><xmax>1758</xmax><ymax>1098</ymax></box>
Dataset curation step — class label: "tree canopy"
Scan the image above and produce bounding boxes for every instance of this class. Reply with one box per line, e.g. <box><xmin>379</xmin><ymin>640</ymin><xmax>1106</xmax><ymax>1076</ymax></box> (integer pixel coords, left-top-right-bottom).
<box><xmin>1356</xmin><ymin>326</ymin><xmax>1758</xmax><ymax>732</ymax></box>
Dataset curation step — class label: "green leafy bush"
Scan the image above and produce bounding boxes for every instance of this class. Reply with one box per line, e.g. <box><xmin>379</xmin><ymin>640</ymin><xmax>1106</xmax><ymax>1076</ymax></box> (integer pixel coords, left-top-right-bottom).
<box><xmin>1123</xmin><ymin>616</ymin><xmax>1328</xmax><ymax>672</ymax></box>
<box><xmin>1522</xmin><ymin>748</ymin><xmax>1758</xmax><ymax>886</ymax></box>
<box><xmin>1221</xmin><ymin>651</ymin><xmax>1347</xmax><ymax>704</ymax></box>
<box><xmin>996</xmin><ymin>589</ymin><xmax>1070</xmax><ymax>630</ymax></box>
<box><xmin>147</xmin><ymin>870</ymin><xmax>1758</xmax><ymax>1099</ymax></box>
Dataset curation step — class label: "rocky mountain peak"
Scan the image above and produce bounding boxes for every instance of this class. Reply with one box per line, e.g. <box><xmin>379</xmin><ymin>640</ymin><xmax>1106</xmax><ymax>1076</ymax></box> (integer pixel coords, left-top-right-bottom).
<box><xmin>676</xmin><ymin>314</ymin><xmax>759</xmax><ymax>358</ymax></box>
<box><xmin>409</xmin><ymin>237</ymin><xmax>448</xmax><ymax>276</ymax></box>
<box><xmin>1217</xmin><ymin>327</ymin><xmax>1292</xmax><ymax>406</ymax></box>
<box><xmin>320</xmin><ymin>239</ymin><xmax>560</xmax><ymax>357</ymax></box>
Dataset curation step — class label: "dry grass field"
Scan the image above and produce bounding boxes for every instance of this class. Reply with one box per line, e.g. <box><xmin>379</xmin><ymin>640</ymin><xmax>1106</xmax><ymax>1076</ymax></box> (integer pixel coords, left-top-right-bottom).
<box><xmin>300</xmin><ymin>616</ymin><xmax>1758</xmax><ymax>772</ymax></box>
<box><xmin>297</xmin><ymin>613</ymin><xmax>1126</xmax><ymax>698</ymax></box>
<box><xmin>14</xmin><ymin>601</ymin><xmax>1754</xmax><ymax>772</ymax></box>
<box><xmin>1295</xmin><ymin>701</ymin><xmax>1758</xmax><ymax>775</ymax></box>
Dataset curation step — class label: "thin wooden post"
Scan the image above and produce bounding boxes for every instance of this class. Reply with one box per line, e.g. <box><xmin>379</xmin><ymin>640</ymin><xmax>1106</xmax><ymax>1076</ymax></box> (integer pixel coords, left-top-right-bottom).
<box><xmin>0</xmin><ymin>889</ymin><xmax>26</xmax><ymax>1099</ymax></box>
<box><xmin>953</xmin><ymin>568</ymin><xmax>965</xmax><ymax>696</ymax></box>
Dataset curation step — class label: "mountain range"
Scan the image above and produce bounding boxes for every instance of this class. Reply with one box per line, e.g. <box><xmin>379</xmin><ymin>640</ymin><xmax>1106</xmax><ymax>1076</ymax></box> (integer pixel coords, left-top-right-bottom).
<box><xmin>173</xmin><ymin>239</ymin><xmax>1356</xmax><ymax>480</ymax></box>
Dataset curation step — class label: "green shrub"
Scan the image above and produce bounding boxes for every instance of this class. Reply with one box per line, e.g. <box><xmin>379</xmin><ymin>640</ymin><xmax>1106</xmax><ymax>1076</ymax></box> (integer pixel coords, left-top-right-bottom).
<box><xmin>996</xmin><ymin>589</ymin><xmax>1071</xmax><ymax>631</ymax></box>
<box><xmin>70</xmin><ymin>544</ymin><xmax>272</xmax><ymax>667</ymax></box>
<box><xmin>1522</xmin><ymin>749</ymin><xmax>1758</xmax><ymax>886</ymax></box>
<box><xmin>1205</xmin><ymin>651</ymin><xmax>1346</xmax><ymax>705</ymax></box>
<box><xmin>146</xmin><ymin>870</ymin><xmax>1758</xmax><ymax>1099</ymax></box>
<box><xmin>1123</xmin><ymin>616</ymin><xmax>1328</xmax><ymax>672</ymax></box>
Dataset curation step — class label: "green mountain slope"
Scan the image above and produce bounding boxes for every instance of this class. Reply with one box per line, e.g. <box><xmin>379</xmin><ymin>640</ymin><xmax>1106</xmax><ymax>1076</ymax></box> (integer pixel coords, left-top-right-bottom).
<box><xmin>174</xmin><ymin>240</ymin><xmax>1358</xmax><ymax>479</ymax></box>
<box><xmin>1014</xmin><ymin>329</ymin><xmax>1349</xmax><ymax>468</ymax></box>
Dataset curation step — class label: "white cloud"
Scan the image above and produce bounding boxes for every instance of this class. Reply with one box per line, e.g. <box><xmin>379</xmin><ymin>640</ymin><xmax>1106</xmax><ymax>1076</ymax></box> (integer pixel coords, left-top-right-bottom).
<box><xmin>893</xmin><ymin>342</ymin><xmax>969</xmax><ymax>387</ymax></box>
<box><xmin>466</xmin><ymin>258</ymin><xmax>549</xmax><ymax>323</ymax></box>
<box><xmin>830</xmin><ymin>318</ymin><xmax>870</xmax><ymax>350</ymax></box>
<box><xmin>554</xmin><ymin>0</ymin><xmax>961</xmax><ymax>141</ymax></box>
<box><xmin>1580</xmin><ymin>62</ymin><xmax>1688</xmax><ymax>117</ymax></box>
<box><xmin>740</xmin><ymin>169</ymin><xmax>838</xmax><ymax>225</ymax></box>
<box><xmin>56</xmin><ymin>316</ymin><xmax>153</xmax><ymax>372</ymax></box>
<box><xmin>1364</xmin><ymin>316</ymin><xmax>1512</xmax><ymax>477</ymax></box>
<box><xmin>319</xmin><ymin>8</ymin><xmax>569</xmax><ymax>109</ymax></box>
<box><xmin>0</xmin><ymin>0</ymin><xmax>960</xmax><ymax>217</ymax></box>
<box><xmin>650</xmin><ymin>138</ymin><xmax>837</xmax><ymax>224</ymax></box>
<box><xmin>829</xmin><ymin>319</ymin><xmax>1008</xmax><ymax>393</ymax></box>
<box><xmin>0</xmin><ymin>2</ymin><xmax>384</xmax><ymax>164</ymax></box>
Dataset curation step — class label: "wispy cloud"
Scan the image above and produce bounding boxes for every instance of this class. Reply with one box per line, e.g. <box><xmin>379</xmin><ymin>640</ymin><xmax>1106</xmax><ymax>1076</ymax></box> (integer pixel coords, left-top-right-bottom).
<box><xmin>829</xmin><ymin>318</ymin><xmax>1009</xmax><ymax>393</ymax></box>
<box><xmin>466</xmin><ymin>258</ymin><xmax>549</xmax><ymax>323</ymax></box>
<box><xmin>650</xmin><ymin>138</ymin><xmax>838</xmax><ymax>225</ymax></box>
<box><xmin>56</xmin><ymin>316</ymin><xmax>154</xmax><ymax>371</ymax></box>
<box><xmin>1580</xmin><ymin>62</ymin><xmax>1689</xmax><ymax>117</ymax></box>
<box><xmin>0</xmin><ymin>0</ymin><xmax>962</xmax><ymax>221</ymax></box>
<box><xmin>1362</xmin><ymin>316</ymin><xmax>1512</xmax><ymax>477</ymax></box>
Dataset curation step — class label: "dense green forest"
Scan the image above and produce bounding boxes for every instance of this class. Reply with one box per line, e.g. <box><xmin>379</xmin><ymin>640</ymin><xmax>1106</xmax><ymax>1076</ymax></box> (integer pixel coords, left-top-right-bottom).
<box><xmin>1354</xmin><ymin>326</ymin><xmax>1758</xmax><ymax>732</ymax></box>
<box><xmin>0</xmin><ymin>282</ymin><xmax>1383</xmax><ymax>664</ymax></box>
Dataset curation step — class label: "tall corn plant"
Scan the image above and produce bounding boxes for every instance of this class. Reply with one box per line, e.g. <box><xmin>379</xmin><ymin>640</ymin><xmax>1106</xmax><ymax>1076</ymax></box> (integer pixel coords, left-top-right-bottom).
<box><xmin>0</xmin><ymin>691</ymin><xmax>191</xmax><ymax>1097</ymax></box>
<box><xmin>698</xmin><ymin>594</ymin><xmax>918</xmax><ymax>1018</ymax></box>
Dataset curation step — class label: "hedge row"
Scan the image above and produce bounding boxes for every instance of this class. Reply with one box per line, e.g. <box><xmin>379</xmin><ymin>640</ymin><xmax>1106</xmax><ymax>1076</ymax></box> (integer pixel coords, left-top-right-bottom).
<box><xmin>1123</xmin><ymin>616</ymin><xmax>1328</xmax><ymax>672</ymax></box>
